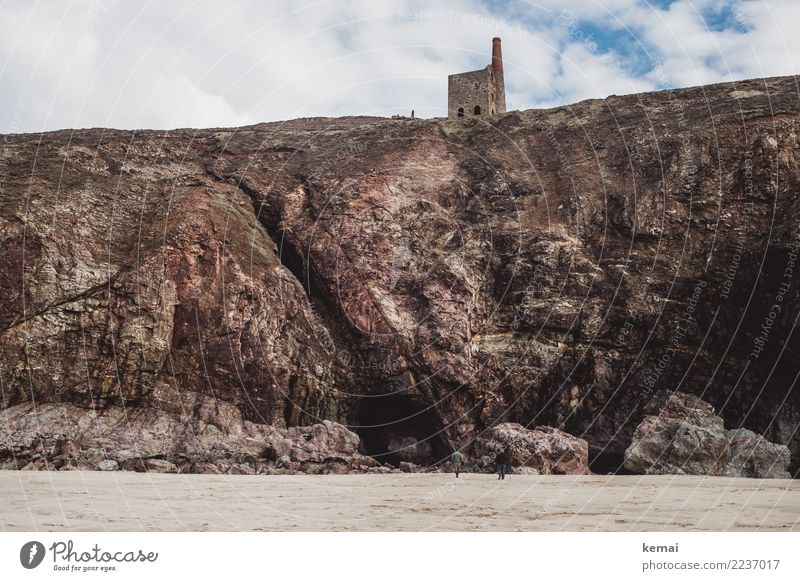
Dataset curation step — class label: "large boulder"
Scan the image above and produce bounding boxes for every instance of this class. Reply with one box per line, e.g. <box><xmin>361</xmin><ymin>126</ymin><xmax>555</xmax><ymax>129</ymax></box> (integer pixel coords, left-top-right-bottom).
<box><xmin>624</xmin><ymin>391</ymin><xmax>729</xmax><ymax>475</ymax></box>
<box><xmin>281</xmin><ymin>420</ymin><xmax>366</xmax><ymax>464</ymax></box>
<box><xmin>624</xmin><ymin>391</ymin><xmax>791</xmax><ymax>478</ymax></box>
<box><xmin>725</xmin><ymin>428</ymin><xmax>791</xmax><ymax>479</ymax></box>
<box><xmin>474</xmin><ymin>423</ymin><xmax>591</xmax><ymax>475</ymax></box>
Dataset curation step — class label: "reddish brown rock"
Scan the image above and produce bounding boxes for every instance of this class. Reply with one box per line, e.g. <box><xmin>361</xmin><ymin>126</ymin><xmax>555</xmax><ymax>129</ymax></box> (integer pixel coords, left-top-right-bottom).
<box><xmin>145</xmin><ymin>459</ymin><xmax>179</xmax><ymax>473</ymax></box>
<box><xmin>190</xmin><ymin>462</ymin><xmax>222</xmax><ymax>475</ymax></box>
<box><xmin>725</xmin><ymin>429</ymin><xmax>791</xmax><ymax>479</ymax></box>
<box><xmin>625</xmin><ymin>391</ymin><xmax>791</xmax><ymax>477</ymax></box>
<box><xmin>474</xmin><ymin>423</ymin><xmax>591</xmax><ymax>475</ymax></box>
<box><xmin>0</xmin><ymin>402</ymin><xmax>375</xmax><ymax>473</ymax></box>
<box><xmin>2</xmin><ymin>76</ymin><xmax>800</xmax><ymax>474</ymax></box>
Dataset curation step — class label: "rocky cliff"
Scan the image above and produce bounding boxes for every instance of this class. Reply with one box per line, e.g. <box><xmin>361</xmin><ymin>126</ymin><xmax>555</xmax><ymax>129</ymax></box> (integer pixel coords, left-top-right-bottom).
<box><xmin>2</xmin><ymin>75</ymin><xmax>800</xmax><ymax>474</ymax></box>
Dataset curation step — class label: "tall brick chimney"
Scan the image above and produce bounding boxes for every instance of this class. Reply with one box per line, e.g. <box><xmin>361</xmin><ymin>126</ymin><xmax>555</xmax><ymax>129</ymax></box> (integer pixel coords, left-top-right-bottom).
<box><xmin>492</xmin><ymin>37</ymin><xmax>506</xmax><ymax>113</ymax></box>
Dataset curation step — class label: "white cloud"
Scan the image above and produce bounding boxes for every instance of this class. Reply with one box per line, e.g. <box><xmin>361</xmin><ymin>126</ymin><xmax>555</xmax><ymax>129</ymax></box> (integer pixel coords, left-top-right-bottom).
<box><xmin>0</xmin><ymin>0</ymin><xmax>798</xmax><ymax>132</ymax></box>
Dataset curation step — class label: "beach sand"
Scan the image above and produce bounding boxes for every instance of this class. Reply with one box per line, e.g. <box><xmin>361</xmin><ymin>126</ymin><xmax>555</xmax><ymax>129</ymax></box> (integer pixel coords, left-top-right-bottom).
<box><xmin>1</xmin><ymin>471</ymin><xmax>798</xmax><ymax>532</ymax></box>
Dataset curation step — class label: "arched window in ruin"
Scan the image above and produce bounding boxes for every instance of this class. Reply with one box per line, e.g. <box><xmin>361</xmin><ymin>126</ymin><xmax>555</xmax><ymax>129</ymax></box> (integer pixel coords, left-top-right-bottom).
<box><xmin>457</xmin><ymin>107</ymin><xmax>464</xmax><ymax>117</ymax></box>
<box><xmin>491</xmin><ymin>108</ymin><xmax>495</xmax><ymax>115</ymax></box>
<box><xmin>474</xmin><ymin>105</ymin><xmax>481</xmax><ymax>115</ymax></box>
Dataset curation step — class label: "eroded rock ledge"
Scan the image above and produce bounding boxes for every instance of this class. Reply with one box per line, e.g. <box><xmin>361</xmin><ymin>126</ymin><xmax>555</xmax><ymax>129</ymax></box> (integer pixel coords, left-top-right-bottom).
<box><xmin>0</xmin><ymin>403</ymin><xmax>591</xmax><ymax>475</ymax></box>
<box><xmin>0</xmin><ymin>402</ymin><xmax>378</xmax><ymax>475</ymax></box>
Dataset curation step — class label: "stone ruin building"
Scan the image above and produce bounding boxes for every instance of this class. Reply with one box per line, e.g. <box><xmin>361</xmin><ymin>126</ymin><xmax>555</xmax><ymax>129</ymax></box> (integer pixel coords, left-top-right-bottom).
<box><xmin>447</xmin><ymin>37</ymin><xmax>506</xmax><ymax>118</ymax></box>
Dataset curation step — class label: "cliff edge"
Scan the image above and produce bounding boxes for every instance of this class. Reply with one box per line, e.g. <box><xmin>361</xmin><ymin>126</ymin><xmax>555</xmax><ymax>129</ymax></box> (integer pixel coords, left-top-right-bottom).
<box><xmin>2</xmin><ymin>75</ymin><xmax>800</xmax><ymax>474</ymax></box>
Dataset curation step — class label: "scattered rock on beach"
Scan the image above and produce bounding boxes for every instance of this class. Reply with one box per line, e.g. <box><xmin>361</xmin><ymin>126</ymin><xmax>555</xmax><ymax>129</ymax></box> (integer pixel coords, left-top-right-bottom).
<box><xmin>97</xmin><ymin>459</ymin><xmax>119</xmax><ymax>472</ymax></box>
<box><xmin>190</xmin><ymin>462</ymin><xmax>222</xmax><ymax>475</ymax></box>
<box><xmin>145</xmin><ymin>459</ymin><xmax>179</xmax><ymax>473</ymax></box>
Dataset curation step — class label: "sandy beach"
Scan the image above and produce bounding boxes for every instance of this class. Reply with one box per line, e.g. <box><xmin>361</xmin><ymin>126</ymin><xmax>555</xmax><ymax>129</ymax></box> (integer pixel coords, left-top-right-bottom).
<box><xmin>1</xmin><ymin>472</ymin><xmax>798</xmax><ymax>532</ymax></box>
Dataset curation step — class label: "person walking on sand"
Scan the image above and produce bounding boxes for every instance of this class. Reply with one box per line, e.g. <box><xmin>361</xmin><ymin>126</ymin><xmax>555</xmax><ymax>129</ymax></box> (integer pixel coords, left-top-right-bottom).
<box><xmin>495</xmin><ymin>448</ymin><xmax>510</xmax><ymax>480</ymax></box>
<box><xmin>451</xmin><ymin>450</ymin><xmax>464</xmax><ymax>478</ymax></box>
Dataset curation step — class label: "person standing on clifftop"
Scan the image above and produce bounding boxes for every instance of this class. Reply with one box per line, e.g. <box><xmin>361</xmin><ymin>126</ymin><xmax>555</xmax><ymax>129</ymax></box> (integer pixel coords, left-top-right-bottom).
<box><xmin>495</xmin><ymin>449</ymin><xmax>510</xmax><ymax>480</ymax></box>
<box><xmin>451</xmin><ymin>450</ymin><xmax>464</xmax><ymax>478</ymax></box>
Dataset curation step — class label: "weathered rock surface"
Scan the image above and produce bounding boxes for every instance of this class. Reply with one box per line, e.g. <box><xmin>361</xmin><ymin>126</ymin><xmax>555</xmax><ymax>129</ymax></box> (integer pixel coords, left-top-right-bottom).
<box><xmin>624</xmin><ymin>391</ymin><xmax>730</xmax><ymax>475</ymax></box>
<box><xmin>474</xmin><ymin>422</ymin><xmax>591</xmax><ymax>474</ymax></box>
<box><xmin>725</xmin><ymin>428</ymin><xmax>792</xmax><ymax>479</ymax></box>
<box><xmin>280</xmin><ymin>420</ymin><xmax>365</xmax><ymax>463</ymax></box>
<box><xmin>2</xmin><ymin>75</ymin><xmax>800</xmax><ymax>475</ymax></box>
<box><xmin>624</xmin><ymin>391</ymin><xmax>791</xmax><ymax>477</ymax></box>
<box><xmin>0</xmin><ymin>402</ymin><xmax>376</xmax><ymax>474</ymax></box>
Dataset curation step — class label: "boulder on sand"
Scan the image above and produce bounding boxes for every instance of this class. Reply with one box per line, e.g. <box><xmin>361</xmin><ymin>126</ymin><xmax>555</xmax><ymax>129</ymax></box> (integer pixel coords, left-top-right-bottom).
<box><xmin>624</xmin><ymin>391</ymin><xmax>791</xmax><ymax>478</ymax></box>
<box><xmin>474</xmin><ymin>423</ymin><xmax>591</xmax><ymax>475</ymax></box>
<box><xmin>624</xmin><ymin>391</ymin><xmax>729</xmax><ymax>475</ymax></box>
<box><xmin>724</xmin><ymin>428</ymin><xmax>791</xmax><ymax>479</ymax></box>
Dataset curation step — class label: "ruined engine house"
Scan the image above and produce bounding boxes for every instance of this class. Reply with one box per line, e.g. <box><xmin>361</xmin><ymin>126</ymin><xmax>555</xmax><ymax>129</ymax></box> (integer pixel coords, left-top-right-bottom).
<box><xmin>447</xmin><ymin>37</ymin><xmax>506</xmax><ymax>118</ymax></box>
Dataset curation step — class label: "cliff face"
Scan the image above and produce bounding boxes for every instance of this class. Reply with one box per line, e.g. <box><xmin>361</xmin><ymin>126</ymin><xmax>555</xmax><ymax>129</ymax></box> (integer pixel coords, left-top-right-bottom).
<box><xmin>2</xmin><ymin>75</ymin><xmax>800</xmax><ymax>473</ymax></box>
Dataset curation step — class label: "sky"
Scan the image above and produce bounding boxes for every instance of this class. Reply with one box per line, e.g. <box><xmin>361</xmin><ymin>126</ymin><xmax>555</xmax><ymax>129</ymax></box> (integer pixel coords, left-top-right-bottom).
<box><xmin>0</xmin><ymin>0</ymin><xmax>798</xmax><ymax>133</ymax></box>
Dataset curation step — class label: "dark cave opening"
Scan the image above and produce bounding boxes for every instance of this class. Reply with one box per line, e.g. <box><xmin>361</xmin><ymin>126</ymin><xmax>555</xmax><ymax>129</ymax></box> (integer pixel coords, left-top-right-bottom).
<box><xmin>356</xmin><ymin>393</ymin><xmax>452</xmax><ymax>467</ymax></box>
<box><xmin>588</xmin><ymin>447</ymin><xmax>633</xmax><ymax>475</ymax></box>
